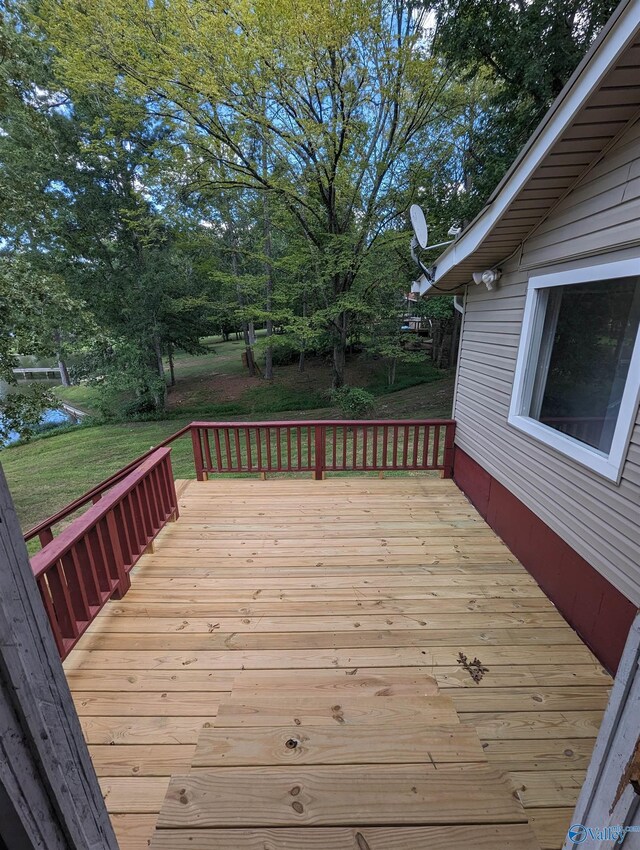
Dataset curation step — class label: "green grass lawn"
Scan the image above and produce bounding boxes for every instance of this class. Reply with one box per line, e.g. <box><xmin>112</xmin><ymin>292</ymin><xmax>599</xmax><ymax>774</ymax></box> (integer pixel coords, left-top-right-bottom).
<box><xmin>3</xmin><ymin>337</ymin><xmax>454</xmax><ymax>532</ymax></box>
<box><xmin>4</xmin><ymin>420</ymin><xmax>198</xmax><ymax>531</ymax></box>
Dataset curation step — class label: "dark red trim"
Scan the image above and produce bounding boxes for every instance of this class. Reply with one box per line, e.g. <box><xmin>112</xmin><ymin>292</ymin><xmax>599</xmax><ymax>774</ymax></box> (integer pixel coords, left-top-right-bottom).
<box><xmin>453</xmin><ymin>446</ymin><xmax>636</xmax><ymax>675</ymax></box>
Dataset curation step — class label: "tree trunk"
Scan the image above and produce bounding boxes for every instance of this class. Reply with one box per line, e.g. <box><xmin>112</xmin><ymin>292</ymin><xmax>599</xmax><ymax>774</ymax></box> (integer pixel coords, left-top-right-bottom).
<box><xmin>331</xmin><ymin>311</ymin><xmax>348</xmax><ymax>389</ymax></box>
<box><xmin>388</xmin><ymin>356</ymin><xmax>397</xmax><ymax>387</ymax></box>
<box><xmin>168</xmin><ymin>343</ymin><xmax>176</xmax><ymax>387</ymax></box>
<box><xmin>152</xmin><ymin>335</ymin><xmax>167</xmax><ymax>409</ymax></box>
<box><xmin>53</xmin><ymin>331</ymin><xmax>71</xmax><ymax>386</ymax></box>
<box><xmin>262</xmin><ymin>131</ymin><xmax>274</xmax><ymax>381</ymax></box>
<box><xmin>153</xmin><ymin>336</ymin><xmax>165</xmax><ymax>381</ymax></box>
<box><xmin>231</xmin><ymin>238</ymin><xmax>256</xmax><ymax>378</ymax></box>
<box><xmin>298</xmin><ymin>286</ymin><xmax>307</xmax><ymax>373</ymax></box>
<box><xmin>57</xmin><ymin>357</ymin><xmax>71</xmax><ymax>387</ymax></box>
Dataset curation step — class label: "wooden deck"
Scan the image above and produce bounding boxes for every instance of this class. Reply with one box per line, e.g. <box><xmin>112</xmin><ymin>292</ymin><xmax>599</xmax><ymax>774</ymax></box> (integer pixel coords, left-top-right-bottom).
<box><xmin>64</xmin><ymin>477</ymin><xmax>611</xmax><ymax>849</ymax></box>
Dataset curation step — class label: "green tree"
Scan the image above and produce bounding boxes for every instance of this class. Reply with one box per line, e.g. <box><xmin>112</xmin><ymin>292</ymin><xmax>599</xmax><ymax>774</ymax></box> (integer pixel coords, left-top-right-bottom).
<box><xmin>41</xmin><ymin>0</ymin><xmax>454</xmax><ymax>387</ymax></box>
<box><xmin>431</xmin><ymin>0</ymin><xmax>617</xmax><ymax>210</ymax></box>
<box><xmin>2</xmin><ymin>1</ymin><xmax>218</xmax><ymax>417</ymax></box>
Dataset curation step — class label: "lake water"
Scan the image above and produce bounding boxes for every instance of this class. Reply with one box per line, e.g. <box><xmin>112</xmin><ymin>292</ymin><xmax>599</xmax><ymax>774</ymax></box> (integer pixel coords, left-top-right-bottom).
<box><xmin>0</xmin><ymin>379</ymin><xmax>74</xmax><ymax>446</ymax></box>
<box><xmin>1</xmin><ymin>407</ymin><xmax>72</xmax><ymax>446</ymax></box>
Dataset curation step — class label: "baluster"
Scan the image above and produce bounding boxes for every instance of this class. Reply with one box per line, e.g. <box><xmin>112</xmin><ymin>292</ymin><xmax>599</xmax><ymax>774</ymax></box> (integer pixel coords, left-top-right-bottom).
<box><xmin>114</xmin><ymin>501</ymin><xmax>134</xmax><ymax>568</ymax></box>
<box><xmin>313</xmin><ymin>425</ymin><xmax>324</xmax><ymax>480</ymax></box>
<box><xmin>383</xmin><ymin>425</ymin><xmax>389</xmax><ymax>468</ymax></box>
<box><xmin>392</xmin><ymin>426</ymin><xmax>399</xmax><ymax>468</ymax></box>
<box><xmin>123</xmin><ymin>491</ymin><xmax>143</xmax><ymax>552</ymax></box>
<box><xmin>87</xmin><ymin>524</ymin><xmax>110</xmax><ymax>595</ymax></box>
<box><xmin>191</xmin><ymin>426</ymin><xmax>205</xmax><ymax>480</ymax></box>
<box><xmin>130</xmin><ymin>487</ymin><xmax>148</xmax><ymax>548</ymax></box>
<box><xmin>36</xmin><ymin>576</ymin><xmax>66</xmax><ymax>657</ymax></box>
<box><xmin>362</xmin><ymin>425</ymin><xmax>368</xmax><ymax>470</ymax></box>
<box><xmin>373</xmin><ymin>425</ymin><xmax>379</xmax><ymax>470</ymax></box>
<box><xmin>412</xmin><ymin>425</ymin><xmax>419</xmax><ymax>468</ymax></box>
<box><xmin>233</xmin><ymin>428</ymin><xmax>242</xmax><ymax>472</ymax></box>
<box><xmin>342</xmin><ymin>425</ymin><xmax>348</xmax><ymax>470</ymax></box>
<box><xmin>45</xmin><ymin>563</ymin><xmax>78</xmax><ymax>643</ymax></box>
<box><xmin>276</xmin><ymin>427</ymin><xmax>282</xmax><ymax>471</ymax></box>
<box><xmin>153</xmin><ymin>462</ymin><xmax>169</xmax><ymax>523</ymax></box>
<box><xmin>148</xmin><ymin>472</ymin><xmax>164</xmax><ymax>530</ymax></box>
<box><xmin>75</xmin><ymin>536</ymin><xmax>101</xmax><ymax>609</ymax></box>
<box><xmin>105</xmin><ymin>510</ymin><xmax>131</xmax><ymax>596</ymax></box>
<box><xmin>296</xmin><ymin>427</ymin><xmax>302</xmax><ymax>471</ymax></box>
<box><xmin>352</xmin><ymin>425</ymin><xmax>358</xmax><ymax>470</ymax></box>
<box><xmin>202</xmin><ymin>429</ymin><xmax>213</xmax><ymax>475</ymax></box>
<box><xmin>402</xmin><ymin>424</ymin><xmax>409</xmax><ymax>467</ymax></box>
<box><xmin>150</xmin><ymin>466</ymin><xmax>167</xmax><ymax>523</ymax></box>
<box><xmin>432</xmin><ymin>424</ymin><xmax>441</xmax><ymax>469</ymax></box>
<box><xmin>61</xmin><ymin>548</ymin><xmax>91</xmax><ymax>626</ymax></box>
<box><xmin>163</xmin><ymin>455</ymin><xmax>180</xmax><ymax>520</ymax></box>
<box><xmin>245</xmin><ymin>427</ymin><xmax>253</xmax><ymax>472</ymax></box>
<box><xmin>422</xmin><ymin>424</ymin><xmax>430</xmax><ymax>468</ymax></box>
<box><xmin>256</xmin><ymin>427</ymin><xmax>263</xmax><ymax>471</ymax></box>
<box><xmin>307</xmin><ymin>425</ymin><xmax>312</xmax><ymax>469</ymax></box>
<box><xmin>221</xmin><ymin>428</ymin><xmax>231</xmax><ymax>472</ymax></box>
<box><xmin>213</xmin><ymin>427</ymin><xmax>223</xmax><ymax>473</ymax></box>
<box><xmin>156</xmin><ymin>461</ymin><xmax>172</xmax><ymax>519</ymax></box>
<box><xmin>266</xmin><ymin>427</ymin><xmax>272</xmax><ymax>470</ymax></box>
<box><xmin>97</xmin><ymin>516</ymin><xmax>119</xmax><ymax>590</ymax></box>
<box><xmin>332</xmin><ymin>425</ymin><xmax>337</xmax><ymax>470</ymax></box>
<box><xmin>286</xmin><ymin>428</ymin><xmax>292</xmax><ymax>471</ymax></box>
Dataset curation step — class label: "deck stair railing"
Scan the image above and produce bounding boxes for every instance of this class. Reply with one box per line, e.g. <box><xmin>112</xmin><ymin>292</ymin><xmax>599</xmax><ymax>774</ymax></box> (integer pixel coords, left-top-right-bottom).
<box><xmin>29</xmin><ymin>447</ymin><xmax>178</xmax><ymax>658</ymax></box>
<box><xmin>24</xmin><ymin>419</ymin><xmax>455</xmax><ymax>658</ymax></box>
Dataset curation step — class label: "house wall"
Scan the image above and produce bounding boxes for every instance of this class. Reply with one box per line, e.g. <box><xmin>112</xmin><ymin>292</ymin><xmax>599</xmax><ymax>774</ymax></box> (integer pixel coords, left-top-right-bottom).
<box><xmin>452</xmin><ymin>119</ymin><xmax>640</xmax><ymax>671</ymax></box>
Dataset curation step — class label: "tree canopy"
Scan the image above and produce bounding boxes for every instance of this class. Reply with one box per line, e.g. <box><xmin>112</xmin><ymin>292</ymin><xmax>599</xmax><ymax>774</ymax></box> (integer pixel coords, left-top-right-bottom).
<box><xmin>0</xmin><ymin>0</ymin><xmax>616</xmax><ymax>436</ymax></box>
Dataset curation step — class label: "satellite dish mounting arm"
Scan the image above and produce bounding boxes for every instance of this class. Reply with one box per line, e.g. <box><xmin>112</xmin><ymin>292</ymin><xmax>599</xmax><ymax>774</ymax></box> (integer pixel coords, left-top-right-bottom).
<box><xmin>410</xmin><ymin>234</ymin><xmax>434</xmax><ymax>281</ymax></box>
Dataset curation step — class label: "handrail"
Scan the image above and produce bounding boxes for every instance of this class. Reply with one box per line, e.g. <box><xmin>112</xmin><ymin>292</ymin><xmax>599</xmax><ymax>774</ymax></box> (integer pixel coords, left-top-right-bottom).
<box><xmin>190</xmin><ymin>419</ymin><xmax>456</xmax><ymax>480</ymax></box>
<box><xmin>24</xmin><ymin>418</ymin><xmax>456</xmax><ymax>549</ymax></box>
<box><xmin>31</xmin><ymin>447</ymin><xmax>179</xmax><ymax>659</ymax></box>
<box><xmin>24</xmin><ymin>423</ymin><xmax>190</xmax><ymax>546</ymax></box>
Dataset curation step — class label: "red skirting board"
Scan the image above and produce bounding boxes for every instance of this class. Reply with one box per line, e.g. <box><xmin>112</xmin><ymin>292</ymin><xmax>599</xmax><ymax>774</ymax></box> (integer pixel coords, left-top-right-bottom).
<box><xmin>453</xmin><ymin>447</ymin><xmax>636</xmax><ymax>675</ymax></box>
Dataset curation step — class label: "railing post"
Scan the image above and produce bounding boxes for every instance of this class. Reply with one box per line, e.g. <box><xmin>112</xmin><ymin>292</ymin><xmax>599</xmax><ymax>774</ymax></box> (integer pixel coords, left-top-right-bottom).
<box><xmin>442</xmin><ymin>421</ymin><xmax>456</xmax><ymax>478</ymax></box>
<box><xmin>191</xmin><ymin>425</ymin><xmax>206</xmax><ymax>481</ymax></box>
<box><xmin>314</xmin><ymin>425</ymin><xmax>325</xmax><ymax>481</ymax></box>
<box><xmin>38</xmin><ymin>527</ymin><xmax>54</xmax><ymax>548</ymax></box>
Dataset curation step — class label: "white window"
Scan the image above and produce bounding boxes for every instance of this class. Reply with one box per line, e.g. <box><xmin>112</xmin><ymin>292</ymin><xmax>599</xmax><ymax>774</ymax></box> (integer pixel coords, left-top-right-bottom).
<box><xmin>509</xmin><ymin>258</ymin><xmax>640</xmax><ymax>482</ymax></box>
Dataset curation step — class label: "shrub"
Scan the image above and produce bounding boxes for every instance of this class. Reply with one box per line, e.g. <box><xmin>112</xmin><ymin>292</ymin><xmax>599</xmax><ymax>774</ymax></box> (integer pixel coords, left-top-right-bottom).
<box><xmin>331</xmin><ymin>386</ymin><xmax>375</xmax><ymax>418</ymax></box>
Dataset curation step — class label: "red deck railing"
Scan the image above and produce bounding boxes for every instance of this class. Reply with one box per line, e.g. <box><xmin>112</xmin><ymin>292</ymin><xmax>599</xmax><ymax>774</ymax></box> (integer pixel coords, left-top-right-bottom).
<box><xmin>25</xmin><ymin>419</ymin><xmax>455</xmax><ymax>658</ymax></box>
<box><xmin>190</xmin><ymin>420</ymin><xmax>455</xmax><ymax>480</ymax></box>
<box><xmin>29</xmin><ymin>447</ymin><xmax>179</xmax><ymax>659</ymax></box>
<box><xmin>24</xmin><ymin>424</ymin><xmax>190</xmax><ymax>548</ymax></box>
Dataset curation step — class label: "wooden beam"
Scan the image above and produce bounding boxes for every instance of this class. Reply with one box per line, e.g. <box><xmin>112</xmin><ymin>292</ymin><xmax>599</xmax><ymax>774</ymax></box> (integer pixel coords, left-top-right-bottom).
<box><xmin>0</xmin><ymin>465</ymin><xmax>119</xmax><ymax>850</ymax></box>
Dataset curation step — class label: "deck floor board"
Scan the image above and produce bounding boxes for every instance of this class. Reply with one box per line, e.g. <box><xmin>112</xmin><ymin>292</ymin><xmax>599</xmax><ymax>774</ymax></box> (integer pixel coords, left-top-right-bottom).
<box><xmin>64</xmin><ymin>477</ymin><xmax>610</xmax><ymax>850</ymax></box>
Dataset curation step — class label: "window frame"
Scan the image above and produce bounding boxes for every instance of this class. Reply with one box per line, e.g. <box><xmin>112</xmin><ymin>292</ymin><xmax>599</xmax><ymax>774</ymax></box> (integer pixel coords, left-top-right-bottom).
<box><xmin>508</xmin><ymin>258</ymin><xmax>640</xmax><ymax>483</ymax></box>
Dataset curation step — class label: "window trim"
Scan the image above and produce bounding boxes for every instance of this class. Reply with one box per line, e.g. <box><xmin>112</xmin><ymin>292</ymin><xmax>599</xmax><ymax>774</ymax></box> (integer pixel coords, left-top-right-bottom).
<box><xmin>508</xmin><ymin>258</ymin><xmax>640</xmax><ymax>483</ymax></box>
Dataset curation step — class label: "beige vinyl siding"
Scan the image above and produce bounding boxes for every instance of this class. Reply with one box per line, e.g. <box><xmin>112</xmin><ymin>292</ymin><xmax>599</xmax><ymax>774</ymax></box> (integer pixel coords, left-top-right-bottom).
<box><xmin>454</xmin><ymin>121</ymin><xmax>640</xmax><ymax>605</ymax></box>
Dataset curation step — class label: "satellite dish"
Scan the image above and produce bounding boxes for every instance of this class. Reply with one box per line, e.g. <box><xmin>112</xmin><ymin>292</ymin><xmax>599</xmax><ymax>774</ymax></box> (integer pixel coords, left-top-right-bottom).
<box><xmin>410</xmin><ymin>204</ymin><xmax>428</xmax><ymax>249</ymax></box>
